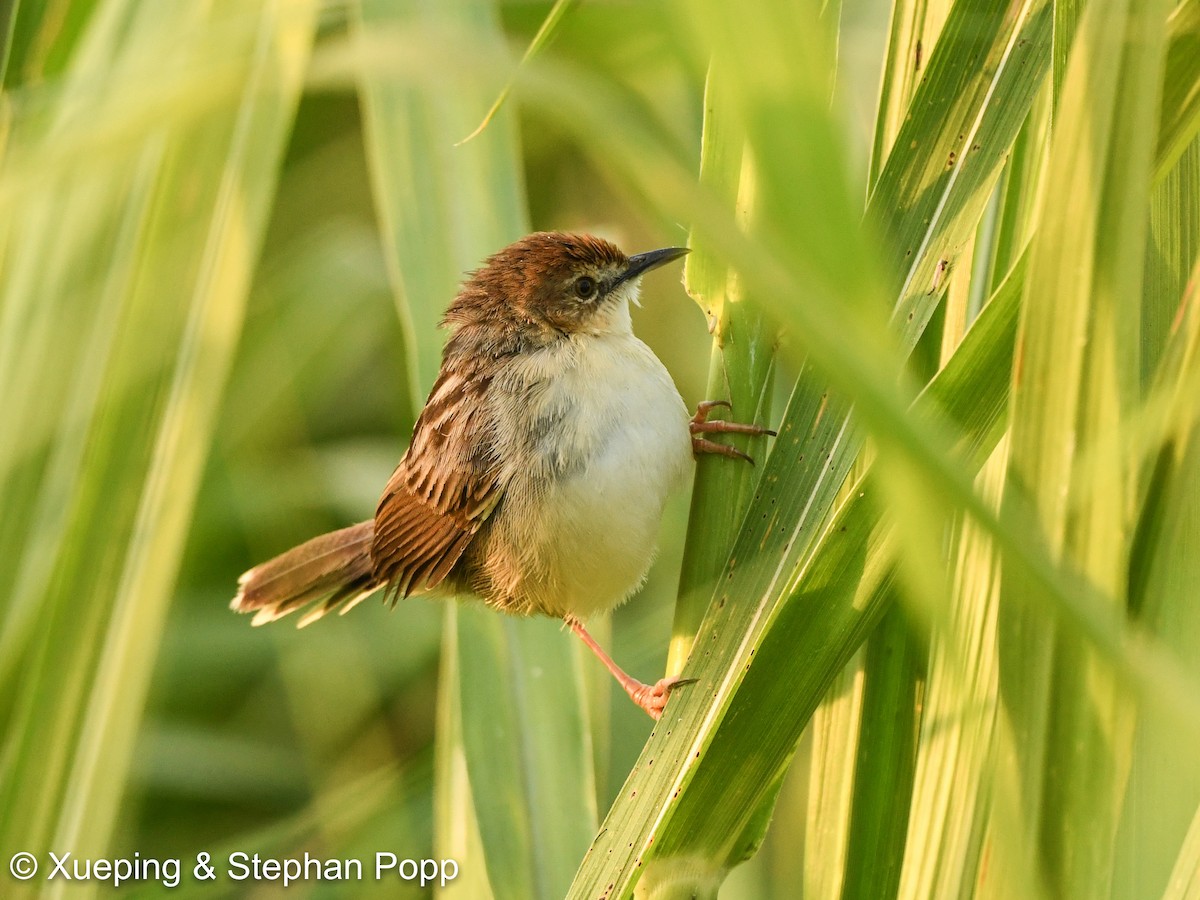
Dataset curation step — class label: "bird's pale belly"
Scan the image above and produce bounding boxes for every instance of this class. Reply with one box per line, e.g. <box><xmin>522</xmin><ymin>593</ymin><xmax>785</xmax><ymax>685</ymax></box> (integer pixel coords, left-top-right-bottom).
<box><xmin>471</xmin><ymin>334</ymin><xmax>693</xmax><ymax>618</ymax></box>
<box><xmin>530</xmin><ymin>404</ymin><xmax>691</xmax><ymax>617</ymax></box>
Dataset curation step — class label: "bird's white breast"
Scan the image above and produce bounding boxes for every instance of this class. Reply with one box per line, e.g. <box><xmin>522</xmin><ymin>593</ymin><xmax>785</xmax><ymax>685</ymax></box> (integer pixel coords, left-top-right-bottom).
<box><xmin>486</xmin><ymin>330</ymin><xmax>693</xmax><ymax>618</ymax></box>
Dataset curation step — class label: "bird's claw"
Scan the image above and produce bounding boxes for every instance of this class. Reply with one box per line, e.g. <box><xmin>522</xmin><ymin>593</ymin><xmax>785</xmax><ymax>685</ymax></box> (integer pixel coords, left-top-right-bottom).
<box><xmin>690</xmin><ymin>400</ymin><xmax>776</xmax><ymax>464</ymax></box>
<box><xmin>629</xmin><ymin>676</ymin><xmax>698</xmax><ymax>720</ymax></box>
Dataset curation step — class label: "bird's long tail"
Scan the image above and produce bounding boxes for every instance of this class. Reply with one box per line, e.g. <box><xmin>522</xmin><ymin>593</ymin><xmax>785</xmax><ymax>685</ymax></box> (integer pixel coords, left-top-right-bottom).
<box><xmin>231</xmin><ymin>521</ymin><xmax>379</xmax><ymax>628</ymax></box>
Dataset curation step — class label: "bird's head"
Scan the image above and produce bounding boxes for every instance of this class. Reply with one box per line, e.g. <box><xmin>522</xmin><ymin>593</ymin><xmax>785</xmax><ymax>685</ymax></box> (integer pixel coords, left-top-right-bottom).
<box><xmin>445</xmin><ymin>232</ymin><xmax>688</xmax><ymax>339</ymax></box>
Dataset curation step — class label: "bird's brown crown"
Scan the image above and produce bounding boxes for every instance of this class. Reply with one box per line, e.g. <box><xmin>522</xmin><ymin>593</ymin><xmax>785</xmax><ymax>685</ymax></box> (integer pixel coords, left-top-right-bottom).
<box><xmin>443</xmin><ymin>232</ymin><xmax>631</xmax><ymax>337</ymax></box>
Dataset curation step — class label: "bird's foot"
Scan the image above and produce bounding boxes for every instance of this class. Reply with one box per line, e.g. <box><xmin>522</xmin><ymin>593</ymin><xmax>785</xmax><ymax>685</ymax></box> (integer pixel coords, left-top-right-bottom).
<box><xmin>627</xmin><ymin>675</ymin><xmax>699</xmax><ymax>720</ymax></box>
<box><xmin>566</xmin><ymin>615</ymin><xmax>697</xmax><ymax>720</ymax></box>
<box><xmin>690</xmin><ymin>400</ymin><xmax>776</xmax><ymax>464</ymax></box>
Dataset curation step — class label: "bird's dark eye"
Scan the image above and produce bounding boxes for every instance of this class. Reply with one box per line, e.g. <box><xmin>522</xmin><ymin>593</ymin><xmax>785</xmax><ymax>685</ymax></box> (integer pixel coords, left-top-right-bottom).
<box><xmin>574</xmin><ymin>276</ymin><xmax>597</xmax><ymax>300</ymax></box>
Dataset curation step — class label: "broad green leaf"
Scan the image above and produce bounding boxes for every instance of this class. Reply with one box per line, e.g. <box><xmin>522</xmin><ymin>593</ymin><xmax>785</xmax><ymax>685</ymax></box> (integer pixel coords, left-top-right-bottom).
<box><xmin>887</xmin><ymin>18</ymin><xmax>1052</xmax><ymax>881</ymax></box>
<box><xmin>354</xmin><ymin>0</ymin><xmax>526</xmax><ymax>406</ymax></box>
<box><xmin>457</xmin><ymin>609</ymin><xmax>597</xmax><ymax>900</ymax></box>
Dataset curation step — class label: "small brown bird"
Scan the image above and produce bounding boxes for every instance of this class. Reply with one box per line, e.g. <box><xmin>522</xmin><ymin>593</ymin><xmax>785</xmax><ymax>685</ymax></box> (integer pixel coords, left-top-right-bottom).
<box><xmin>232</xmin><ymin>232</ymin><xmax>772</xmax><ymax>718</ymax></box>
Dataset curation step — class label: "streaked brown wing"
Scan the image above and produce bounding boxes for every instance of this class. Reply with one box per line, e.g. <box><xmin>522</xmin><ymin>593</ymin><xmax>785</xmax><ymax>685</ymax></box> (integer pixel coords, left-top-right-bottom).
<box><xmin>372</xmin><ymin>363</ymin><xmax>502</xmax><ymax>601</ymax></box>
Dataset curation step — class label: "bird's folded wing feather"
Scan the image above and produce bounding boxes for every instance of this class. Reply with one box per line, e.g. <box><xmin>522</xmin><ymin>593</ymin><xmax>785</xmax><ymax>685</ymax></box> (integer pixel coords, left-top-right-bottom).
<box><xmin>372</xmin><ymin>363</ymin><xmax>502</xmax><ymax>601</ymax></box>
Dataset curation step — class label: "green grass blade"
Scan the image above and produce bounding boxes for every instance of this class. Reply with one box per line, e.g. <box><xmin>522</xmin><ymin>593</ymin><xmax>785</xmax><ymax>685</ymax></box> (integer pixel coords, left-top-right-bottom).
<box><xmin>840</xmin><ymin>605</ymin><xmax>923</xmax><ymax>900</ymax></box>
<box><xmin>435</xmin><ymin>614</ymin><xmax>498</xmax><ymax>900</ymax></box>
<box><xmin>841</xmin><ymin>34</ymin><xmax>986</xmax><ymax>868</ymax></box>
<box><xmin>897</xmin><ymin>447</ymin><xmax>1007</xmax><ymax>900</ymax></box>
<box><xmin>354</xmin><ymin>1</ymin><xmax>526</xmax><ymax>406</ymax></box>
<box><xmin>868</xmin><ymin>0</ymin><xmax>952</xmax><ymax>189</ymax></box>
<box><xmin>986</xmin><ymin>88</ymin><xmax>1049</xmax><ymax>293</ymax></box>
<box><xmin>803</xmin><ymin>659</ymin><xmax>865</xmax><ymax>900</ymax></box>
<box><xmin>891</xmin><ymin>61</ymin><xmax>1047</xmax><ymax>892</ymax></box>
<box><xmin>457</xmin><ymin>0</ymin><xmax>577</xmax><ymax>146</ymax></box>
<box><xmin>668</xmin><ymin>65</ymin><xmax>778</xmax><ymax>673</ymax></box>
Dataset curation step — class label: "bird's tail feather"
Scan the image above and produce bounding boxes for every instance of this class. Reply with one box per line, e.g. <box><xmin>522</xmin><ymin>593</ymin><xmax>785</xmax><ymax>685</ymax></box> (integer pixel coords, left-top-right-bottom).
<box><xmin>232</xmin><ymin>521</ymin><xmax>378</xmax><ymax>627</ymax></box>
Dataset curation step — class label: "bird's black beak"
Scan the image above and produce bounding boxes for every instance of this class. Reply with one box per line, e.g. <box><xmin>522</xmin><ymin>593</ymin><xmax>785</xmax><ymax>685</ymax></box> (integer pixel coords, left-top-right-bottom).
<box><xmin>613</xmin><ymin>246</ymin><xmax>690</xmax><ymax>288</ymax></box>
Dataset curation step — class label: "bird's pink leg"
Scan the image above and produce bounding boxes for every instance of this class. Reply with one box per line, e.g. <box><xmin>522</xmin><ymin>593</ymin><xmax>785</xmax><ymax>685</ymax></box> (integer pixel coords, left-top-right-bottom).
<box><xmin>565</xmin><ymin>616</ymin><xmax>695</xmax><ymax>720</ymax></box>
